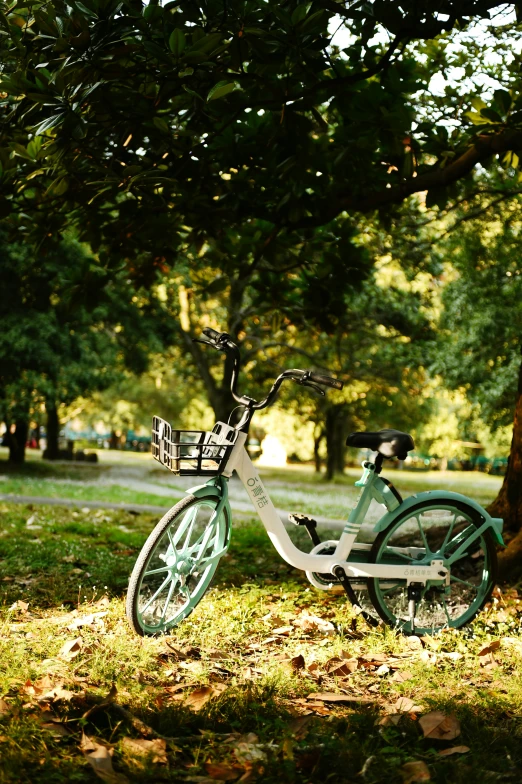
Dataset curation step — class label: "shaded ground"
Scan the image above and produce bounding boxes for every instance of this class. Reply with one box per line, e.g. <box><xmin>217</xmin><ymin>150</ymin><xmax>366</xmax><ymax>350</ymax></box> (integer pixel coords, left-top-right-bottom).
<box><xmin>0</xmin><ymin>474</ymin><xmax>521</xmax><ymax>782</ymax></box>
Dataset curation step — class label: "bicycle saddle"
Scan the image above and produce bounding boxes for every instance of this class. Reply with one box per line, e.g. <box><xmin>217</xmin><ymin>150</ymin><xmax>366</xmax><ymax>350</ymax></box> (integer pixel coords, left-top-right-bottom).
<box><xmin>346</xmin><ymin>429</ymin><xmax>414</xmax><ymax>460</ymax></box>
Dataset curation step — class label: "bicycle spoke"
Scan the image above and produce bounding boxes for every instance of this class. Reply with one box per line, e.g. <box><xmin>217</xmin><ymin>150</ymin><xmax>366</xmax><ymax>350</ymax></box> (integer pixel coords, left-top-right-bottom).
<box><xmin>160</xmin><ymin>577</ymin><xmax>178</xmax><ymax>622</ymax></box>
<box><xmin>143</xmin><ymin>565</ymin><xmax>171</xmax><ymax>578</ymax></box>
<box><xmin>180</xmin><ymin>505</ymin><xmax>200</xmax><ymax>552</ymax></box>
<box><xmin>450</xmin><ymin>574</ymin><xmax>476</xmax><ymax>589</ymax></box>
<box><xmin>415</xmin><ymin>515</ymin><xmax>430</xmax><ymax>553</ymax></box>
<box><xmin>170</xmin><ymin>506</ymin><xmax>197</xmax><ymax>548</ymax></box>
<box><xmin>442</xmin><ymin>599</ymin><xmax>452</xmax><ymax>626</ymax></box>
<box><xmin>140</xmin><ymin>574</ymin><xmax>172</xmax><ymax>614</ymax></box>
<box><xmin>440</xmin><ymin>514</ymin><xmax>457</xmax><ymax>553</ymax></box>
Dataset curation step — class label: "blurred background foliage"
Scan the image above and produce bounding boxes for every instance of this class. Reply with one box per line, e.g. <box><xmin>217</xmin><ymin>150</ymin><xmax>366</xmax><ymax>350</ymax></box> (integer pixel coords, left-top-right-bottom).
<box><xmin>1</xmin><ymin>1</ymin><xmax>522</xmax><ymax>528</ymax></box>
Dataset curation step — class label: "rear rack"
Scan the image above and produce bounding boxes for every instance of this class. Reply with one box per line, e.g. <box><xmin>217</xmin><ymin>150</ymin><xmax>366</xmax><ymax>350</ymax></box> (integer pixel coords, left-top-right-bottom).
<box><xmin>151</xmin><ymin>417</ymin><xmax>238</xmax><ymax>476</ymax></box>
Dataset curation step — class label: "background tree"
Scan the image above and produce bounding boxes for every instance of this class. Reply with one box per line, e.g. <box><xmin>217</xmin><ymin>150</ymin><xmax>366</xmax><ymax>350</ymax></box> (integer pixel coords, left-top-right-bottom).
<box><xmin>0</xmin><ymin>230</ymin><xmax>173</xmax><ymax>462</ymax></box>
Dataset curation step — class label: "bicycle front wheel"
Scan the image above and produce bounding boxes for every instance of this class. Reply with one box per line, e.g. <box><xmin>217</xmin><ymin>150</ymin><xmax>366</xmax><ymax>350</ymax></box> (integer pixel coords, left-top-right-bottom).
<box><xmin>368</xmin><ymin>499</ymin><xmax>497</xmax><ymax>635</ymax></box>
<box><xmin>126</xmin><ymin>494</ymin><xmax>229</xmax><ymax>636</ymax></box>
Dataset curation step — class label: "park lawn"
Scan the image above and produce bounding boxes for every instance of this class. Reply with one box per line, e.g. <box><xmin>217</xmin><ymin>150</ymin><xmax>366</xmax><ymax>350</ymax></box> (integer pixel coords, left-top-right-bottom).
<box><xmin>0</xmin><ymin>502</ymin><xmax>521</xmax><ymax>783</ymax></box>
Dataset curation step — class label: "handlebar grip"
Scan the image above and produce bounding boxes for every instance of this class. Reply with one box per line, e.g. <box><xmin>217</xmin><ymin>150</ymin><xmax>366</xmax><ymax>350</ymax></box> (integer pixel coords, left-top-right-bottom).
<box><xmin>309</xmin><ymin>372</ymin><xmax>343</xmax><ymax>390</ymax></box>
<box><xmin>202</xmin><ymin>327</ymin><xmax>221</xmax><ymax>341</ymax></box>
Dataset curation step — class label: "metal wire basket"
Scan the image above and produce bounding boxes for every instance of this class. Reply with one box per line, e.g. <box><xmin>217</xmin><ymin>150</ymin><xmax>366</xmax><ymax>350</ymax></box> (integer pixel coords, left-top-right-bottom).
<box><xmin>151</xmin><ymin>416</ymin><xmax>238</xmax><ymax>476</ymax></box>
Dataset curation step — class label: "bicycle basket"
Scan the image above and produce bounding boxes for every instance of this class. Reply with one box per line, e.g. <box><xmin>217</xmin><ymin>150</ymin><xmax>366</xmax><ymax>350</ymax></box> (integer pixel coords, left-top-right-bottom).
<box><xmin>151</xmin><ymin>416</ymin><xmax>238</xmax><ymax>476</ymax></box>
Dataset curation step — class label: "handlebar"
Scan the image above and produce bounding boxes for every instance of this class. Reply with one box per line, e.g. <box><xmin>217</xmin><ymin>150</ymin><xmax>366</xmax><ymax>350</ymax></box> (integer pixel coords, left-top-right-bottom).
<box><xmin>193</xmin><ymin>328</ymin><xmax>343</xmax><ymax>414</ymax></box>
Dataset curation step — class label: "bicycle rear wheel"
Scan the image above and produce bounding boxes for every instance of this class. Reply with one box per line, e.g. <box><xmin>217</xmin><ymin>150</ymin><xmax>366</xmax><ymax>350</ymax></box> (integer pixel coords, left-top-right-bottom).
<box><xmin>126</xmin><ymin>494</ymin><xmax>229</xmax><ymax>636</ymax></box>
<box><xmin>368</xmin><ymin>499</ymin><xmax>497</xmax><ymax>634</ymax></box>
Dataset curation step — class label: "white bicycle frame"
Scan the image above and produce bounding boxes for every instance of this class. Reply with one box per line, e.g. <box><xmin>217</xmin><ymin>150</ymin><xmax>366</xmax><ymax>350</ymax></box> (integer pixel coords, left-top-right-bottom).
<box><xmin>223</xmin><ymin>432</ymin><xmax>448</xmax><ymax>586</ymax></box>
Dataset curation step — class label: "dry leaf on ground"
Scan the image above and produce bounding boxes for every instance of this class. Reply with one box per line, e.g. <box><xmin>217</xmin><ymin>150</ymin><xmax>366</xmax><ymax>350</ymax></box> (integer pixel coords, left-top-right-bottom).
<box><xmin>68</xmin><ymin>612</ymin><xmax>108</xmax><ymax>631</ymax></box>
<box><xmin>59</xmin><ymin>637</ymin><xmax>83</xmax><ymax>659</ymax></box>
<box><xmin>81</xmin><ymin>734</ymin><xmax>128</xmax><ymax>783</ymax></box>
<box><xmin>325</xmin><ymin>657</ymin><xmax>358</xmax><ymax>676</ymax></box>
<box><xmin>377</xmin><ymin>714</ymin><xmax>401</xmax><ymax>727</ymax></box>
<box><xmin>404</xmin><ymin>636</ymin><xmax>424</xmax><ymax>651</ymax></box>
<box><xmin>395</xmin><ymin>697</ymin><xmax>422</xmax><ymax>713</ymax></box>
<box><xmin>478</xmin><ymin>640</ymin><xmax>501</xmax><ymax>656</ymax></box>
<box><xmin>205</xmin><ymin>762</ymin><xmax>241</xmax><ymax>780</ymax></box>
<box><xmin>307</xmin><ymin>692</ymin><xmax>374</xmax><ymax>704</ymax></box>
<box><xmin>0</xmin><ymin>698</ymin><xmax>10</xmax><ymax>716</ymax></box>
<box><xmin>391</xmin><ymin>670</ymin><xmax>413</xmax><ymax>683</ymax></box>
<box><xmin>290</xmin><ymin>654</ymin><xmax>305</xmax><ymax>671</ymax></box>
<box><xmin>40</xmin><ymin>720</ymin><xmax>71</xmax><ymax>738</ymax></box>
<box><xmin>121</xmin><ymin>737</ymin><xmax>167</xmax><ymax>764</ymax></box>
<box><xmin>418</xmin><ymin>711</ymin><xmax>460</xmax><ymax>740</ymax></box>
<box><xmin>232</xmin><ymin>734</ymin><xmax>267</xmax><ymax>768</ymax></box>
<box><xmin>437</xmin><ymin>745</ymin><xmax>470</xmax><ymax>757</ymax></box>
<box><xmin>401</xmin><ymin>760</ymin><xmax>430</xmax><ymax>783</ymax></box>
<box><xmin>292</xmin><ymin>610</ymin><xmax>335</xmax><ymax>635</ymax></box>
<box><xmin>184</xmin><ymin>684</ymin><xmax>227</xmax><ymax>711</ymax></box>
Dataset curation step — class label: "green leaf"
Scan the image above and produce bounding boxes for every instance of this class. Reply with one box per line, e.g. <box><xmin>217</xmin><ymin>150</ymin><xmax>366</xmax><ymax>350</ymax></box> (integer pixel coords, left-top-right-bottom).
<box><xmin>178</xmin><ymin>67</ymin><xmax>194</xmax><ymax>78</ymax></box>
<box><xmin>464</xmin><ymin>110</ymin><xmax>489</xmax><ymax>125</ymax></box>
<box><xmin>205</xmin><ymin>276</ymin><xmax>228</xmax><ymax>295</ymax></box>
<box><xmin>33</xmin><ymin>113</ymin><xmax>66</xmax><ymax>135</ymax></box>
<box><xmin>46</xmin><ymin>176</ymin><xmax>69</xmax><ymax>196</ymax></box>
<box><xmin>152</xmin><ymin>117</ymin><xmax>170</xmax><ymax>133</ymax></box>
<box><xmin>494</xmin><ymin>89</ymin><xmax>512</xmax><ymax>115</ymax></box>
<box><xmin>207</xmin><ymin>81</ymin><xmax>239</xmax><ymax>102</ymax></box>
<box><xmin>471</xmin><ymin>97</ymin><xmax>487</xmax><ymax>111</ymax></box>
<box><xmin>189</xmin><ymin>32</ymin><xmax>222</xmax><ymax>53</ymax></box>
<box><xmin>480</xmin><ymin>107</ymin><xmax>502</xmax><ymax>123</ymax></box>
<box><xmin>168</xmin><ymin>28</ymin><xmax>185</xmax><ymax>57</ymax></box>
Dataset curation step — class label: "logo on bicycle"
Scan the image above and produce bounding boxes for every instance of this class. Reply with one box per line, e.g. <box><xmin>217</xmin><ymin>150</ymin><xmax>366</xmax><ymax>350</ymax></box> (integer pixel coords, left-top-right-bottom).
<box><xmin>404</xmin><ymin>568</ymin><xmax>428</xmax><ymax>577</ymax></box>
<box><xmin>247</xmin><ymin>476</ymin><xmax>269</xmax><ymax>509</ymax></box>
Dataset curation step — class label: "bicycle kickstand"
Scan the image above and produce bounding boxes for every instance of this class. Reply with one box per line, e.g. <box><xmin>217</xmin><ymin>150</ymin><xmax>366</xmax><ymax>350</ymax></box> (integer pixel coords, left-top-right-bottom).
<box><xmin>407</xmin><ymin>582</ymin><xmax>423</xmax><ymax>633</ymax></box>
<box><xmin>333</xmin><ymin>566</ymin><xmax>379</xmax><ymax>629</ymax></box>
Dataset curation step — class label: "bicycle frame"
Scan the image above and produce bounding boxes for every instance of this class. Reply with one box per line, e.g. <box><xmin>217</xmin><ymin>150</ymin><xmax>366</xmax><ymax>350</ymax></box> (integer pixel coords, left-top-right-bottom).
<box><xmin>191</xmin><ymin>432</ymin><xmax>452</xmax><ymax>586</ymax></box>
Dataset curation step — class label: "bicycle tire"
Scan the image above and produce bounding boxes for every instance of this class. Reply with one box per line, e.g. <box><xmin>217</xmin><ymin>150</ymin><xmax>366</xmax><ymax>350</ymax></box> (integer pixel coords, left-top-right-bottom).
<box><xmin>367</xmin><ymin>498</ymin><xmax>497</xmax><ymax>635</ymax></box>
<box><xmin>126</xmin><ymin>494</ymin><xmax>229</xmax><ymax>636</ymax></box>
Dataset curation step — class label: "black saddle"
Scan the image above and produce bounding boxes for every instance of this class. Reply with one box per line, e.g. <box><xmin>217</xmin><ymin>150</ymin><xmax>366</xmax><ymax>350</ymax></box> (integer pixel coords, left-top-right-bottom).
<box><xmin>346</xmin><ymin>429</ymin><xmax>414</xmax><ymax>460</ymax></box>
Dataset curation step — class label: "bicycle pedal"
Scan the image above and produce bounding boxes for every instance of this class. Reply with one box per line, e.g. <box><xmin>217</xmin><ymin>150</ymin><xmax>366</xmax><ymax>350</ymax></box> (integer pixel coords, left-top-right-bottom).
<box><xmin>288</xmin><ymin>513</ymin><xmax>317</xmax><ymax>528</ymax></box>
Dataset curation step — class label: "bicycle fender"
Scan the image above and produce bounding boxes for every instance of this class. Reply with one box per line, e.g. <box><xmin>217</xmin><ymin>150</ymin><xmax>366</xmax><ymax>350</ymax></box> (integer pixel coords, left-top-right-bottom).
<box><xmin>187</xmin><ymin>484</ymin><xmax>222</xmax><ymax>499</ymax></box>
<box><xmin>373</xmin><ymin>490</ymin><xmax>504</xmax><ymax>546</ymax></box>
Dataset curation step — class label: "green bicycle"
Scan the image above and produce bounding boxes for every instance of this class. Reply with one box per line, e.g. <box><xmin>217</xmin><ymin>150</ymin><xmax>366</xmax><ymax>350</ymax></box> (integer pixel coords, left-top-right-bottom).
<box><xmin>126</xmin><ymin>328</ymin><xmax>504</xmax><ymax>636</ymax></box>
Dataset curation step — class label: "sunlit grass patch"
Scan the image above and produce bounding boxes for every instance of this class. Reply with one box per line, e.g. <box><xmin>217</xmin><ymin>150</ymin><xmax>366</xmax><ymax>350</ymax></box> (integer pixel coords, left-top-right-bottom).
<box><xmin>0</xmin><ymin>502</ymin><xmax>521</xmax><ymax>782</ymax></box>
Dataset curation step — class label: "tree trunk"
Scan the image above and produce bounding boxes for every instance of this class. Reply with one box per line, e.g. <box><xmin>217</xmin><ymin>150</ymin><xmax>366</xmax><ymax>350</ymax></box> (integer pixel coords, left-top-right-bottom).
<box><xmin>325</xmin><ymin>405</ymin><xmax>348</xmax><ymax>480</ymax></box>
<box><xmin>489</xmin><ymin>354</ymin><xmax>522</xmax><ymax>579</ymax></box>
<box><xmin>44</xmin><ymin>400</ymin><xmax>60</xmax><ymax>460</ymax></box>
<box><xmin>7</xmin><ymin>419</ymin><xmax>28</xmax><ymax>463</ymax></box>
<box><xmin>313</xmin><ymin>428</ymin><xmax>324</xmax><ymax>473</ymax></box>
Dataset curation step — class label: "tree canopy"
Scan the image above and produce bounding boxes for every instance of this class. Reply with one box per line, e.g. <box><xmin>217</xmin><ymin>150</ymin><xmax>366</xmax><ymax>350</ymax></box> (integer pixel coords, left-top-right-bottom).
<box><xmin>2</xmin><ymin>0</ymin><xmax>522</xmax><ymax>266</ymax></box>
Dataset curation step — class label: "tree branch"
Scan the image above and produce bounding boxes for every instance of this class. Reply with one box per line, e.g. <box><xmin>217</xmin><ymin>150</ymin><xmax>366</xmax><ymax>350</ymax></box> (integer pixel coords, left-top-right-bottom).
<box><xmin>287</xmin><ymin>128</ymin><xmax>522</xmax><ymax>228</ymax></box>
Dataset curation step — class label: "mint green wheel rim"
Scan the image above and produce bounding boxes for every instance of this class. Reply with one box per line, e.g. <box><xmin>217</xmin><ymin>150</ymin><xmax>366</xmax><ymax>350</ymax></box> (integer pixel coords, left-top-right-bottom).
<box><xmin>369</xmin><ymin>502</ymin><xmax>496</xmax><ymax>634</ymax></box>
<box><xmin>135</xmin><ymin>498</ymin><xmax>228</xmax><ymax>634</ymax></box>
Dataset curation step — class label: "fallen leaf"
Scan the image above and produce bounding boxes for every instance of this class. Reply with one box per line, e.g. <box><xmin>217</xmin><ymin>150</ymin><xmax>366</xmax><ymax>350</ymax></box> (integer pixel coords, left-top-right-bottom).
<box><xmin>307</xmin><ymin>692</ymin><xmax>374</xmax><ymax>704</ymax></box>
<box><xmin>418</xmin><ymin>711</ymin><xmax>460</xmax><ymax>741</ymax></box>
<box><xmin>292</xmin><ymin>611</ymin><xmax>335</xmax><ymax>635</ymax></box>
<box><xmin>376</xmin><ymin>664</ymin><xmax>390</xmax><ymax>676</ymax></box>
<box><xmin>184</xmin><ymin>684</ymin><xmax>226</xmax><ymax>711</ymax></box>
<box><xmin>395</xmin><ymin>697</ymin><xmax>422</xmax><ymax>713</ymax></box>
<box><xmin>68</xmin><ymin>612</ymin><xmax>108</xmax><ymax>631</ymax></box>
<box><xmin>81</xmin><ymin>734</ymin><xmax>128</xmax><ymax>783</ymax></box>
<box><xmin>121</xmin><ymin>737</ymin><xmax>167</xmax><ymax>764</ymax></box>
<box><xmin>290</xmin><ymin>654</ymin><xmax>305</xmax><ymax>671</ymax></box>
<box><xmin>404</xmin><ymin>636</ymin><xmax>424</xmax><ymax>650</ymax></box>
<box><xmin>272</xmin><ymin>626</ymin><xmax>293</xmax><ymax>636</ymax></box>
<box><xmin>437</xmin><ymin>745</ymin><xmax>470</xmax><ymax>757</ymax></box>
<box><xmin>377</xmin><ymin>714</ymin><xmax>401</xmax><ymax>727</ymax></box>
<box><xmin>288</xmin><ymin>715</ymin><xmax>313</xmax><ymax>738</ymax></box>
<box><xmin>391</xmin><ymin>670</ymin><xmax>413</xmax><ymax>683</ymax></box>
<box><xmin>41</xmin><ymin>720</ymin><xmax>71</xmax><ymax>738</ymax></box>
<box><xmin>0</xmin><ymin>699</ymin><xmax>9</xmax><ymax>716</ymax></box>
<box><xmin>478</xmin><ymin>640</ymin><xmax>501</xmax><ymax>656</ymax></box>
<box><xmin>9</xmin><ymin>600</ymin><xmax>29</xmax><ymax>613</ymax></box>
<box><xmin>205</xmin><ymin>762</ymin><xmax>240</xmax><ymax>780</ymax></box>
<box><xmin>59</xmin><ymin>637</ymin><xmax>83</xmax><ymax>660</ymax></box>
<box><xmin>401</xmin><ymin>760</ymin><xmax>430</xmax><ymax>783</ymax></box>
<box><xmin>233</xmin><ymin>734</ymin><xmax>267</xmax><ymax>768</ymax></box>
<box><xmin>325</xmin><ymin>657</ymin><xmax>358</xmax><ymax>676</ymax></box>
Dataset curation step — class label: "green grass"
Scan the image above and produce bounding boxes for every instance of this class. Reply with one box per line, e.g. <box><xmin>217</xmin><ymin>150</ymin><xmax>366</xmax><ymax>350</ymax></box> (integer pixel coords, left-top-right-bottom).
<box><xmin>0</xmin><ymin>474</ymin><xmax>180</xmax><ymax>508</ymax></box>
<box><xmin>0</xmin><ymin>499</ymin><xmax>521</xmax><ymax>783</ymax></box>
